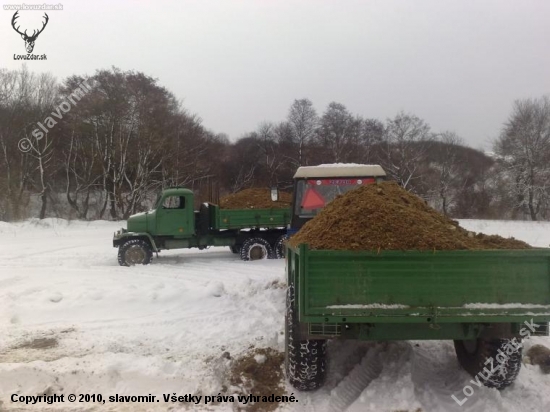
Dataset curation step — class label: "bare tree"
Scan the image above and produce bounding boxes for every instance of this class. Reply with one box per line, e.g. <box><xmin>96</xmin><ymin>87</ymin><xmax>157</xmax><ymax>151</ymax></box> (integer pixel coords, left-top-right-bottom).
<box><xmin>31</xmin><ymin>73</ymin><xmax>58</xmax><ymax>219</ymax></box>
<box><xmin>256</xmin><ymin>122</ymin><xmax>283</xmax><ymax>186</ymax></box>
<box><xmin>379</xmin><ymin>112</ymin><xmax>432</xmax><ymax>190</ymax></box>
<box><xmin>317</xmin><ymin>102</ymin><xmax>362</xmax><ymax>163</ymax></box>
<box><xmin>0</xmin><ymin>68</ymin><xmax>21</xmax><ymax>219</ymax></box>
<box><xmin>230</xmin><ymin>164</ymin><xmax>256</xmax><ymax>193</ymax></box>
<box><xmin>494</xmin><ymin>96</ymin><xmax>550</xmax><ymax>220</ymax></box>
<box><xmin>357</xmin><ymin>118</ymin><xmax>384</xmax><ymax>163</ymax></box>
<box><xmin>0</xmin><ymin>68</ymin><xmax>58</xmax><ymax>219</ymax></box>
<box><xmin>287</xmin><ymin>98</ymin><xmax>318</xmax><ymax>166</ymax></box>
<box><xmin>427</xmin><ymin>132</ymin><xmax>464</xmax><ymax>215</ymax></box>
<box><xmin>58</xmin><ymin>68</ymin><xmax>210</xmax><ymax>219</ymax></box>
<box><xmin>219</xmin><ymin>135</ymin><xmax>261</xmax><ymax>192</ymax></box>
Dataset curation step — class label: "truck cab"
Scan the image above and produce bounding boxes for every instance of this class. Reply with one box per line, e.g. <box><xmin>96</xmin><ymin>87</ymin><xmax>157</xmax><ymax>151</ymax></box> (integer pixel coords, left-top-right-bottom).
<box><xmin>154</xmin><ymin>188</ymin><xmax>195</xmax><ymax>237</ymax></box>
<box><xmin>290</xmin><ymin>164</ymin><xmax>386</xmax><ymax>233</ymax></box>
<box><xmin>123</xmin><ymin>188</ymin><xmax>196</xmax><ymax>238</ymax></box>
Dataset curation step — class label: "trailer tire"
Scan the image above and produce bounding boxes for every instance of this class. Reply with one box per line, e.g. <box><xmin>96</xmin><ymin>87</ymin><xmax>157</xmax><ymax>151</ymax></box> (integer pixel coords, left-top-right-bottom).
<box><xmin>118</xmin><ymin>239</ymin><xmax>153</xmax><ymax>266</ymax></box>
<box><xmin>285</xmin><ymin>284</ymin><xmax>326</xmax><ymax>391</ymax></box>
<box><xmin>454</xmin><ymin>338</ymin><xmax>523</xmax><ymax>389</ymax></box>
<box><xmin>240</xmin><ymin>237</ymin><xmax>273</xmax><ymax>261</ymax></box>
<box><xmin>274</xmin><ymin>234</ymin><xmax>290</xmax><ymax>259</ymax></box>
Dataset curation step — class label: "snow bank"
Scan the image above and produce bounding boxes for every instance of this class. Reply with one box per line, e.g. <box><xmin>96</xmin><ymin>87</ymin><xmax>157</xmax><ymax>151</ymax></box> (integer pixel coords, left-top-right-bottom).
<box><xmin>458</xmin><ymin>219</ymin><xmax>550</xmax><ymax>248</ymax></box>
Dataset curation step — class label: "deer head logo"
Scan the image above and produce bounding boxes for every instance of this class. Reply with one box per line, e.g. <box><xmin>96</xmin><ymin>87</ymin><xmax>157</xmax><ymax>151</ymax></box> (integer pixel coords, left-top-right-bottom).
<box><xmin>11</xmin><ymin>11</ymin><xmax>49</xmax><ymax>54</ymax></box>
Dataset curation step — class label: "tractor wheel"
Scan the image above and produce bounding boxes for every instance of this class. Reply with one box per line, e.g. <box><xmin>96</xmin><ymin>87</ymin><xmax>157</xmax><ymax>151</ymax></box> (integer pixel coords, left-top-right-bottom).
<box><xmin>229</xmin><ymin>245</ymin><xmax>241</xmax><ymax>254</ymax></box>
<box><xmin>285</xmin><ymin>284</ymin><xmax>326</xmax><ymax>391</ymax></box>
<box><xmin>240</xmin><ymin>237</ymin><xmax>273</xmax><ymax>261</ymax></box>
<box><xmin>454</xmin><ymin>338</ymin><xmax>523</xmax><ymax>389</ymax></box>
<box><xmin>118</xmin><ymin>239</ymin><xmax>153</xmax><ymax>266</ymax></box>
<box><xmin>274</xmin><ymin>234</ymin><xmax>290</xmax><ymax>259</ymax></box>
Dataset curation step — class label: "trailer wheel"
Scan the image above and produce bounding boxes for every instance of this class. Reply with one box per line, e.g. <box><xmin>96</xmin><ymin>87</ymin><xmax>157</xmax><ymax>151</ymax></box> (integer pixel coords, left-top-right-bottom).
<box><xmin>118</xmin><ymin>239</ymin><xmax>153</xmax><ymax>266</ymax></box>
<box><xmin>274</xmin><ymin>234</ymin><xmax>289</xmax><ymax>259</ymax></box>
<box><xmin>229</xmin><ymin>245</ymin><xmax>241</xmax><ymax>254</ymax></box>
<box><xmin>285</xmin><ymin>284</ymin><xmax>326</xmax><ymax>391</ymax></box>
<box><xmin>240</xmin><ymin>237</ymin><xmax>273</xmax><ymax>261</ymax></box>
<box><xmin>454</xmin><ymin>338</ymin><xmax>523</xmax><ymax>389</ymax></box>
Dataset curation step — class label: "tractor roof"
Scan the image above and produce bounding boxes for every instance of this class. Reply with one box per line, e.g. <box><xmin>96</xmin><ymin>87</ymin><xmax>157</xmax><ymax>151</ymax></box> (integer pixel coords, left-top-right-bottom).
<box><xmin>293</xmin><ymin>164</ymin><xmax>386</xmax><ymax>179</ymax></box>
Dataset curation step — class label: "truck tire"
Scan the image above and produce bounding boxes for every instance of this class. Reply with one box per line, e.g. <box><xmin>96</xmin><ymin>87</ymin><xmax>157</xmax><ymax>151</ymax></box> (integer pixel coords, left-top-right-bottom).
<box><xmin>229</xmin><ymin>245</ymin><xmax>241</xmax><ymax>254</ymax></box>
<box><xmin>285</xmin><ymin>284</ymin><xmax>326</xmax><ymax>391</ymax></box>
<box><xmin>454</xmin><ymin>338</ymin><xmax>523</xmax><ymax>389</ymax></box>
<box><xmin>118</xmin><ymin>239</ymin><xmax>153</xmax><ymax>266</ymax></box>
<box><xmin>240</xmin><ymin>237</ymin><xmax>273</xmax><ymax>261</ymax></box>
<box><xmin>274</xmin><ymin>234</ymin><xmax>289</xmax><ymax>259</ymax></box>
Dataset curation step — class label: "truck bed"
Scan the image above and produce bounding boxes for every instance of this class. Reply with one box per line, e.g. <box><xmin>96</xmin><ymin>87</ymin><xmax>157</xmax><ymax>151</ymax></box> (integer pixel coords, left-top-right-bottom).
<box><xmin>288</xmin><ymin>244</ymin><xmax>550</xmax><ymax>325</ymax></box>
<box><xmin>211</xmin><ymin>204</ymin><xmax>290</xmax><ymax>230</ymax></box>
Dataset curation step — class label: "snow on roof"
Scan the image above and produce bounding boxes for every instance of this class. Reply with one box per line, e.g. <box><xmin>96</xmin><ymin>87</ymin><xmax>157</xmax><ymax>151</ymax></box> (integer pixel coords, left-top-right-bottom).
<box><xmin>293</xmin><ymin>164</ymin><xmax>386</xmax><ymax>179</ymax></box>
<box><xmin>163</xmin><ymin>187</ymin><xmax>194</xmax><ymax>196</ymax></box>
<box><xmin>316</xmin><ymin>163</ymin><xmax>371</xmax><ymax>167</ymax></box>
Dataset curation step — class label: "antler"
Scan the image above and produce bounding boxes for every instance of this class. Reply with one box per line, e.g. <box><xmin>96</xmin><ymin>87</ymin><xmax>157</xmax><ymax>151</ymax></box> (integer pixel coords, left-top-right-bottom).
<box><xmin>32</xmin><ymin>13</ymin><xmax>49</xmax><ymax>38</ymax></box>
<box><xmin>11</xmin><ymin>12</ymin><xmax>49</xmax><ymax>40</ymax></box>
<box><xmin>11</xmin><ymin>11</ymin><xmax>26</xmax><ymax>37</ymax></box>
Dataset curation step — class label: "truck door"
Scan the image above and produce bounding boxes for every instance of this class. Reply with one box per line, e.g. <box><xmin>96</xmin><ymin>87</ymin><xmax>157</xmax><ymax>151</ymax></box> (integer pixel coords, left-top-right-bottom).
<box><xmin>156</xmin><ymin>194</ymin><xmax>194</xmax><ymax>237</ymax></box>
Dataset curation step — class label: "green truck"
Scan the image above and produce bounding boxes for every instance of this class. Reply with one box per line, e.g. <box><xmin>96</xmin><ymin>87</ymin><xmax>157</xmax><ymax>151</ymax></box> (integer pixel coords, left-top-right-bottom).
<box><xmin>284</xmin><ymin>165</ymin><xmax>550</xmax><ymax>392</ymax></box>
<box><xmin>113</xmin><ymin>188</ymin><xmax>290</xmax><ymax>265</ymax></box>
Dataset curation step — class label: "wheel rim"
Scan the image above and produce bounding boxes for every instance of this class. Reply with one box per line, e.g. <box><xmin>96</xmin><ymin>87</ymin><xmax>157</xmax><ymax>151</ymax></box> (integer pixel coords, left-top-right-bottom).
<box><xmin>249</xmin><ymin>244</ymin><xmax>267</xmax><ymax>260</ymax></box>
<box><xmin>125</xmin><ymin>245</ymin><xmax>146</xmax><ymax>265</ymax></box>
<box><xmin>463</xmin><ymin>339</ymin><xmax>478</xmax><ymax>354</ymax></box>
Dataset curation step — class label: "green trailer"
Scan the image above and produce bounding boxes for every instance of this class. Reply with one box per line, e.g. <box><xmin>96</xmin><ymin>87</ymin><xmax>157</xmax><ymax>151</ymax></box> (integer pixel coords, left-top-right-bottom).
<box><xmin>113</xmin><ymin>188</ymin><xmax>290</xmax><ymax>265</ymax></box>
<box><xmin>285</xmin><ymin>243</ymin><xmax>550</xmax><ymax>391</ymax></box>
<box><xmin>215</xmin><ymin>205</ymin><xmax>289</xmax><ymax>230</ymax></box>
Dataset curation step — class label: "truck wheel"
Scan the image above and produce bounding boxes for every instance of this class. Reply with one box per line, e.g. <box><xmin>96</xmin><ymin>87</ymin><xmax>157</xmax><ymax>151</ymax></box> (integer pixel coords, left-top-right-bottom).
<box><xmin>454</xmin><ymin>338</ymin><xmax>523</xmax><ymax>389</ymax></box>
<box><xmin>274</xmin><ymin>234</ymin><xmax>289</xmax><ymax>259</ymax></box>
<box><xmin>285</xmin><ymin>284</ymin><xmax>326</xmax><ymax>391</ymax></box>
<box><xmin>240</xmin><ymin>237</ymin><xmax>273</xmax><ymax>261</ymax></box>
<box><xmin>229</xmin><ymin>245</ymin><xmax>241</xmax><ymax>254</ymax></box>
<box><xmin>118</xmin><ymin>239</ymin><xmax>153</xmax><ymax>266</ymax></box>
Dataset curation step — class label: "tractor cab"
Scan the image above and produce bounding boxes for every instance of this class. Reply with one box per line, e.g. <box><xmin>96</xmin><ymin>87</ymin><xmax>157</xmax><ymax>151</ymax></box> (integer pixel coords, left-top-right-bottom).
<box><xmin>290</xmin><ymin>164</ymin><xmax>386</xmax><ymax>232</ymax></box>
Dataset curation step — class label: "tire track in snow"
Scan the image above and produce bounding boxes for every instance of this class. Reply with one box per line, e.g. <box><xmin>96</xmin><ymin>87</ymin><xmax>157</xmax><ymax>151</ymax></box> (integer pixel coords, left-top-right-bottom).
<box><xmin>2</xmin><ymin>244</ymin><xmax>91</xmax><ymax>262</ymax></box>
<box><xmin>325</xmin><ymin>345</ymin><xmax>383</xmax><ymax>412</ymax></box>
<box><xmin>410</xmin><ymin>342</ymin><xmax>485</xmax><ymax>412</ymax></box>
<box><xmin>0</xmin><ymin>275</ymin><xmax>23</xmax><ymax>287</ymax></box>
<box><xmin>323</xmin><ymin>340</ymin><xmax>374</xmax><ymax>391</ymax></box>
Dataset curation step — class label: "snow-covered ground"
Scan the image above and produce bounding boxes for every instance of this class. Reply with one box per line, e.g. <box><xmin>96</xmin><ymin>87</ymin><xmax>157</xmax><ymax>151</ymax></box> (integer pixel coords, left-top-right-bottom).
<box><xmin>0</xmin><ymin>218</ymin><xmax>550</xmax><ymax>411</ymax></box>
<box><xmin>458</xmin><ymin>219</ymin><xmax>550</xmax><ymax>248</ymax></box>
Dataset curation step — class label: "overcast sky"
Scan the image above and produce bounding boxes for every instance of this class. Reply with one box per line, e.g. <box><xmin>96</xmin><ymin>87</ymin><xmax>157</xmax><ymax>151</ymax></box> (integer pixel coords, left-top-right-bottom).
<box><xmin>2</xmin><ymin>0</ymin><xmax>549</xmax><ymax>149</ymax></box>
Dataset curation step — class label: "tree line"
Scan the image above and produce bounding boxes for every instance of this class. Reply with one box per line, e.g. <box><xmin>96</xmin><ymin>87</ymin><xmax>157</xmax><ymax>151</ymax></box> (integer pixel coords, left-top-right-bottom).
<box><xmin>0</xmin><ymin>66</ymin><xmax>549</xmax><ymax>221</ymax></box>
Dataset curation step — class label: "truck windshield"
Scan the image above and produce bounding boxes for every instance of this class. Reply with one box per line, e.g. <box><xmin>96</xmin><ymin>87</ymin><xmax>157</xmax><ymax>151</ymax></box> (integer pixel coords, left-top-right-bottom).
<box><xmin>294</xmin><ymin>178</ymin><xmax>376</xmax><ymax>218</ymax></box>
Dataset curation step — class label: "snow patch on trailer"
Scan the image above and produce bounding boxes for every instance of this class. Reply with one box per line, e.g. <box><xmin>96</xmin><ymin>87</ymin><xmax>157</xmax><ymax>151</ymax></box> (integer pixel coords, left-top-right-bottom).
<box><xmin>327</xmin><ymin>304</ymin><xmax>410</xmax><ymax>309</ymax></box>
<box><xmin>463</xmin><ymin>303</ymin><xmax>550</xmax><ymax>309</ymax></box>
